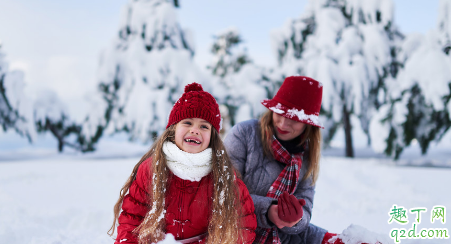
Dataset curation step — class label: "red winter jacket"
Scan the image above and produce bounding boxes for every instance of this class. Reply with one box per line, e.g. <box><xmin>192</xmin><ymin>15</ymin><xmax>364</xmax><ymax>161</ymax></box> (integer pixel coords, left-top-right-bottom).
<box><xmin>115</xmin><ymin>158</ymin><xmax>257</xmax><ymax>244</ymax></box>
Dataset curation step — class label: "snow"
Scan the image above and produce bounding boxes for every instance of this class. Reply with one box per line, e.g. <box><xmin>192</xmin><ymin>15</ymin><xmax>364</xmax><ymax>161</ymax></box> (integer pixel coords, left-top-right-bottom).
<box><xmin>369</xmin><ymin>104</ymin><xmax>392</xmax><ymax>153</ymax></box>
<box><xmin>344</xmin><ymin>0</ymin><xmax>394</xmax><ymax>26</ymax></box>
<box><xmin>1</xmin><ymin>149</ymin><xmax>450</xmax><ymax>244</ymax></box>
<box><xmin>94</xmin><ymin>0</ymin><xmax>207</xmax><ymax>143</ymax></box>
<box><xmin>286</xmin><ymin>107</ymin><xmax>322</xmax><ymax>127</ymax></box>
<box><xmin>207</xmin><ymin>28</ymin><xmax>269</xmax><ymax>131</ymax></box>
<box><xmin>314</xmin><ymin>156</ymin><xmax>451</xmax><ymax>244</ymax></box>
<box><xmin>396</xmin><ymin>31</ymin><xmax>451</xmax><ymax>111</ymax></box>
<box><xmin>269</xmin><ymin>104</ymin><xmax>285</xmax><ymax>114</ymax></box>
<box><xmin>329</xmin><ymin>225</ymin><xmax>390</xmax><ymax>244</ymax></box>
<box><xmin>235</xmin><ymin>103</ymin><xmax>253</xmax><ymax>123</ymax></box>
<box><xmin>3</xmin><ymin>70</ymin><xmax>25</xmax><ymax>115</ymax></box>
<box><xmin>0</xmin><ymin>46</ymin><xmax>35</xmax><ymax>141</ymax></box>
<box><xmin>225</xmin><ymin>64</ymin><xmax>268</xmax><ymax>123</ymax></box>
<box><xmin>0</xmin><ymin>131</ymin><xmax>150</xmax><ymax>162</ymax></box>
<box><xmin>33</xmin><ymin>89</ymin><xmax>68</xmax><ymax>125</ymax></box>
<box><xmin>438</xmin><ymin>0</ymin><xmax>451</xmax><ymax>45</ymax></box>
<box><xmin>80</xmin><ymin>93</ymin><xmax>108</xmax><ymax>141</ymax></box>
<box><xmin>370</xmin><ymin>22</ymin><xmax>451</xmax><ymax>156</ymax></box>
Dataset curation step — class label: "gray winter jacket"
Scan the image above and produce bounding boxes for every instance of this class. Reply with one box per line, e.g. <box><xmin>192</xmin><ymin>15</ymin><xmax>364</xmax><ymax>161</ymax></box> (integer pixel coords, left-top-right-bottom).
<box><xmin>224</xmin><ymin>119</ymin><xmax>327</xmax><ymax>244</ymax></box>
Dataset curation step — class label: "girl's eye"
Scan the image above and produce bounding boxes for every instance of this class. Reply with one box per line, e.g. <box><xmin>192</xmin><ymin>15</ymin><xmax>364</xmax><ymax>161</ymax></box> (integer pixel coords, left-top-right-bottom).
<box><xmin>183</xmin><ymin>121</ymin><xmax>192</xmax><ymax>125</ymax></box>
<box><xmin>201</xmin><ymin>125</ymin><xmax>210</xmax><ymax>129</ymax></box>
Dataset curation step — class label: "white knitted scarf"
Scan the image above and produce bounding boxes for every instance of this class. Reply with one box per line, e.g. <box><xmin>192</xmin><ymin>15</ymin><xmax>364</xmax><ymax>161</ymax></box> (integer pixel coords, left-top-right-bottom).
<box><xmin>163</xmin><ymin>141</ymin><xmax>212</xmax><ymax>182</ymax></box>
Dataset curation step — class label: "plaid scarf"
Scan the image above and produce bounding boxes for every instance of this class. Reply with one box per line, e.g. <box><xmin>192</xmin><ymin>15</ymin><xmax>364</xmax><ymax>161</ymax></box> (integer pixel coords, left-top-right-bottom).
<box><xmin>254</xmin><ymin>136</ymin><xmax>303</xmax><ymax>244</ymax></box>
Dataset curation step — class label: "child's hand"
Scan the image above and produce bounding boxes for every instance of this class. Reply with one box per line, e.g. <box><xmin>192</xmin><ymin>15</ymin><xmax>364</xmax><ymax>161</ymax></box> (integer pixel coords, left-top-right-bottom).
<box><xmin>277</xmin><ymin>191</ymin><xmax>305</xmax><ymax>223</ymax></box>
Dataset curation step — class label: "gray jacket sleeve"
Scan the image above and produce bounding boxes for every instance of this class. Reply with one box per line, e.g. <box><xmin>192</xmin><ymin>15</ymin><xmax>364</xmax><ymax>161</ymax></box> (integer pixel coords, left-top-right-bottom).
<box><xmin>224</xmin><ymin>122</ymin><xmax>276</xmax><ymax>229</ymax></box>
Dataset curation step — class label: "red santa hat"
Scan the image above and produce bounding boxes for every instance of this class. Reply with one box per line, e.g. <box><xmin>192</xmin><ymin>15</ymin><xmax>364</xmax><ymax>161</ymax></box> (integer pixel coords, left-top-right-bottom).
<box><xmin>167</xmin><ymin>83</ymin><xmax>222</xmax><ymax>132</ymax></box>
<box><xmin>261</xmin><ymin>76</ymin><xmax>324</xmax><ymax>129</ymax></box>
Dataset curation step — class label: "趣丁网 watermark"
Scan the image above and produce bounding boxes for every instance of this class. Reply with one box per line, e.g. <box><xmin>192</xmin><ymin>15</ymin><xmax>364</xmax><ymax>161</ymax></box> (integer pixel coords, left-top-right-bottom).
<box><xmin>388</xmin><ymin>205</ymin><xmax>449</xmax><ymax>243</ymax></box>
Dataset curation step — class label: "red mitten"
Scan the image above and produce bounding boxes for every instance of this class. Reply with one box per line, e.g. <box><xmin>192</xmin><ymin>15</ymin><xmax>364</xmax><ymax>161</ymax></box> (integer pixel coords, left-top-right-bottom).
<box><xmin>277</xmin><ymin>191</ymin><xmax>306</xmax><ymax>223</ymax></box>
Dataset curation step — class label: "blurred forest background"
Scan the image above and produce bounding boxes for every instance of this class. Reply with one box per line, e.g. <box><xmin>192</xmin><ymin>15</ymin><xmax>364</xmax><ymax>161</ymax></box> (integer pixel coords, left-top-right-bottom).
<box><xmin>1</xmin><ymin>0</ymin><xmax>450</xmax><ymax>163</ymax></box>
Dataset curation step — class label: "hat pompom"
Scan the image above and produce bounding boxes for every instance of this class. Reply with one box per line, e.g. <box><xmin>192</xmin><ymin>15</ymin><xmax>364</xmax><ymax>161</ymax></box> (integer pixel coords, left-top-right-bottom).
<box><xmin>167</xmin><ymin>82</ymin><xmax>221</xmax><ymax>132</ymax></box>
<box><xmin>185</xmin><ymin>82</ymin><xmax>203</xmax><ymax>92</ymax></box>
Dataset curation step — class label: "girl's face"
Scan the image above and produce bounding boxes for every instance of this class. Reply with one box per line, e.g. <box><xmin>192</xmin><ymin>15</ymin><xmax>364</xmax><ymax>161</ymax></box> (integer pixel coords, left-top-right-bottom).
<box><xmin>272</xmin><ymin>112</ymin><xmax>306</xmax><ymax>141</ymax></box>
<box><xmin>174</xmin><ymin>118</ymin><xmax>212</xmax><ymax>153</ymax></box>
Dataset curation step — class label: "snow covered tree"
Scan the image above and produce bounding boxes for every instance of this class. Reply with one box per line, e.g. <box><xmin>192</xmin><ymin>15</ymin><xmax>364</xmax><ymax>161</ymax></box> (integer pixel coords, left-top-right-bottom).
<box><xmin>0</xmin><ymin>41</ymin><xmax>92</xmax><ymax>152</ymax></box>
<box><xmin>77</xmin><ymin>94</ymin><xmax>109</xmax><ymax>152</ymax></box>
<box><xmin>208</xmin><ymin>27</ymin><xmax>252</xmax><ymax>78</ymax></box>
<box><xmin>438</xmin><ymin>0</ymin><xmax>451</xmax><ymax>54</ymax></box>
<box><xmin>83</xmin><ymin>0</ymin><xmax>206</xmax><ymax>145</ymax></box>
<box><xmin>0</xmin><ymin>42</ymin><xmax>35</xmax><ymax>141</ymax></box>
<box><xmin>208</xmin><ymin>28</ymin><xmax>271</xmax><ymax>133</ymax></box>
<box><xmin>370</xmin><ymin>3</ymin><xmax>451</xmax><ymax>159</ymax></box>
<box><xmin>270</xmin><ymin>0</ymin><xmax>402</xmax><ymax>157</ymax></box>
<box><xmin>216</xmin><ymin>64</ymin><xmax>272</xmax><ymax>127</ymax></box>
<box><xmin>33</xmin><ymin>90</ymin><xmax>85</xmax><ymax>152</ymax></box>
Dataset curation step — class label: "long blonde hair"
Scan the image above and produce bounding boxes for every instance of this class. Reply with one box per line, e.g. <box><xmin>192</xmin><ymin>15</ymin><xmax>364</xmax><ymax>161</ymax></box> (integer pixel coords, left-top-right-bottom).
<box><xmin>259</xmin><ymin>110</ymin><xmax>321</xmax><ymax>185</ymax></box>
<box><xmin>108</xmin><ymin>124</ymin><xmax>243</xmax><ymax>244</ymax></box>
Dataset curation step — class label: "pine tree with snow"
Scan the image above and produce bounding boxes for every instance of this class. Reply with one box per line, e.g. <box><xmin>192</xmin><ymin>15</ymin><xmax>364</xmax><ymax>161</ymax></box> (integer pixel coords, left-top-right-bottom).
<box><xmin>33</xmin><ymin>90</ymin><xmax>85</xmax><ymax>152</ymax></box>
<box><xmin>77</xmin><ymin>94</ymin><xmax>109</xmax><ymax>152</ymax></box>
<box><xmin>0</xmin><ymin>42</ymin><xmax>35</xmax><ymax>141</ymax></box>
<box><xmin>82</xmin><ymin>0</ymin><xmax>206</xmax><ymax>145</ymax></box>
<box><xmin>438</xmin><ymin>0</ymin><xmax>451</xmax><ymax>54</ymax></box>
<box><xmin>270</xmin><ymin>0</ymin><xmax>402</xmax><ymax>157</ymax></box>
<box><xmin>208</xmin><ymin>28</ymin><xmax>271</xmax><ymax>132</ymax></box>
<box><xmin>208</xmin><ymin>28</ymin><xmax>251</xmax><ymax>78</ymax></box>
<box><xmin>0</xmin><ymin>41</ymin><xmax>87</xmax><ymax>152</ymax></box>
<box><xmin>370</xmin><ymin>2</ymin><xmax>451</xmax><ymax>159</ymax></box>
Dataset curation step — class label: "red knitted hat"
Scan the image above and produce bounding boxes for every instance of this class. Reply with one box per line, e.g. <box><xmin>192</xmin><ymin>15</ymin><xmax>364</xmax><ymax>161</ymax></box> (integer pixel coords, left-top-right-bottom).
<box><xmin>261</xmin><ymin>76</ymin><xmax>324</xmax><ymax>128</ymax></box>
<box><xmin>166</xmin><ymin>83</ymin><xmax>222</xmax><ymax>132</ymax></box>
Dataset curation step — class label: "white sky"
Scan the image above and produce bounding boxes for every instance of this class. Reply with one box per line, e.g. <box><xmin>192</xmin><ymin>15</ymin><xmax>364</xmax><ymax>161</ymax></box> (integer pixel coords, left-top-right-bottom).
<box><xmin>0</xmin><ymin>0</ymin><xmax>441</xmax><ymax>103</ymax></box>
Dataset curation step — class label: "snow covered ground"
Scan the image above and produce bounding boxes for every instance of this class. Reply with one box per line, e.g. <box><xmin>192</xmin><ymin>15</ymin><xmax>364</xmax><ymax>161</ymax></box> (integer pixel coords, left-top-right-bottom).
<box><xmin>1</xmin><ymin>152</ymin><xmax>450</xmax><ymax>244</ymax></box>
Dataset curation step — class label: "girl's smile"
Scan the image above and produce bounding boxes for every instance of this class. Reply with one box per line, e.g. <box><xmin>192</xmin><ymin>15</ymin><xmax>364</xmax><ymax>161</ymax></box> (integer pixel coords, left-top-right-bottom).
<box><xmin>183</xmin><ymin>136</ymin><xmax>202</xmax><ymax>144</ymax></box>
<box><xmin>174</xmin><ymin>118</ymin><xmax>212</xmax><ymax>153</ymax></box>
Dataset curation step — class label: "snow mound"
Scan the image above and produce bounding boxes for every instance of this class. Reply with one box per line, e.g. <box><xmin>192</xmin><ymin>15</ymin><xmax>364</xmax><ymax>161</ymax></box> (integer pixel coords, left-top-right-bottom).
<box><xmin>331</xmin><ymin>224</ymin><xmax>391</xmax><ymax>244</ymax></box>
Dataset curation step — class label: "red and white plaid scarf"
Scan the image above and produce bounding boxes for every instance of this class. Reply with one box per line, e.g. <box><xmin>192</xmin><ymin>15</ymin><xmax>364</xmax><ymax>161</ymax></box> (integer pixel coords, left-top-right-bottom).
<box><xmin>254</xmin><ymin>136</ymin><xmax>303</xmax><ymax>244</ymax></box>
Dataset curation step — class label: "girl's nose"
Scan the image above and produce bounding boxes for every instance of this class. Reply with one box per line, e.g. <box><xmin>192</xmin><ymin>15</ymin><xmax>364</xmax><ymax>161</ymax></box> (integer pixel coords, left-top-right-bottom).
<box><xmin>190</xmin><ymin>128</ymin><xmax>199</xmax><ymax>135</ymax></box>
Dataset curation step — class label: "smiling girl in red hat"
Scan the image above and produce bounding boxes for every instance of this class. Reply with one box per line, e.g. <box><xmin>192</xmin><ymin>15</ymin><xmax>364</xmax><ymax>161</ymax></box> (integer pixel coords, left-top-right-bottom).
<box><xmin>224</xmin><ymin>76</ymin><xmax>373</xmax><ymax>244</ymax></box>
<box><xmin>109</xmin><ymin>83</ymin><xmax>257</xmax><ymax>244</ymax></box>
